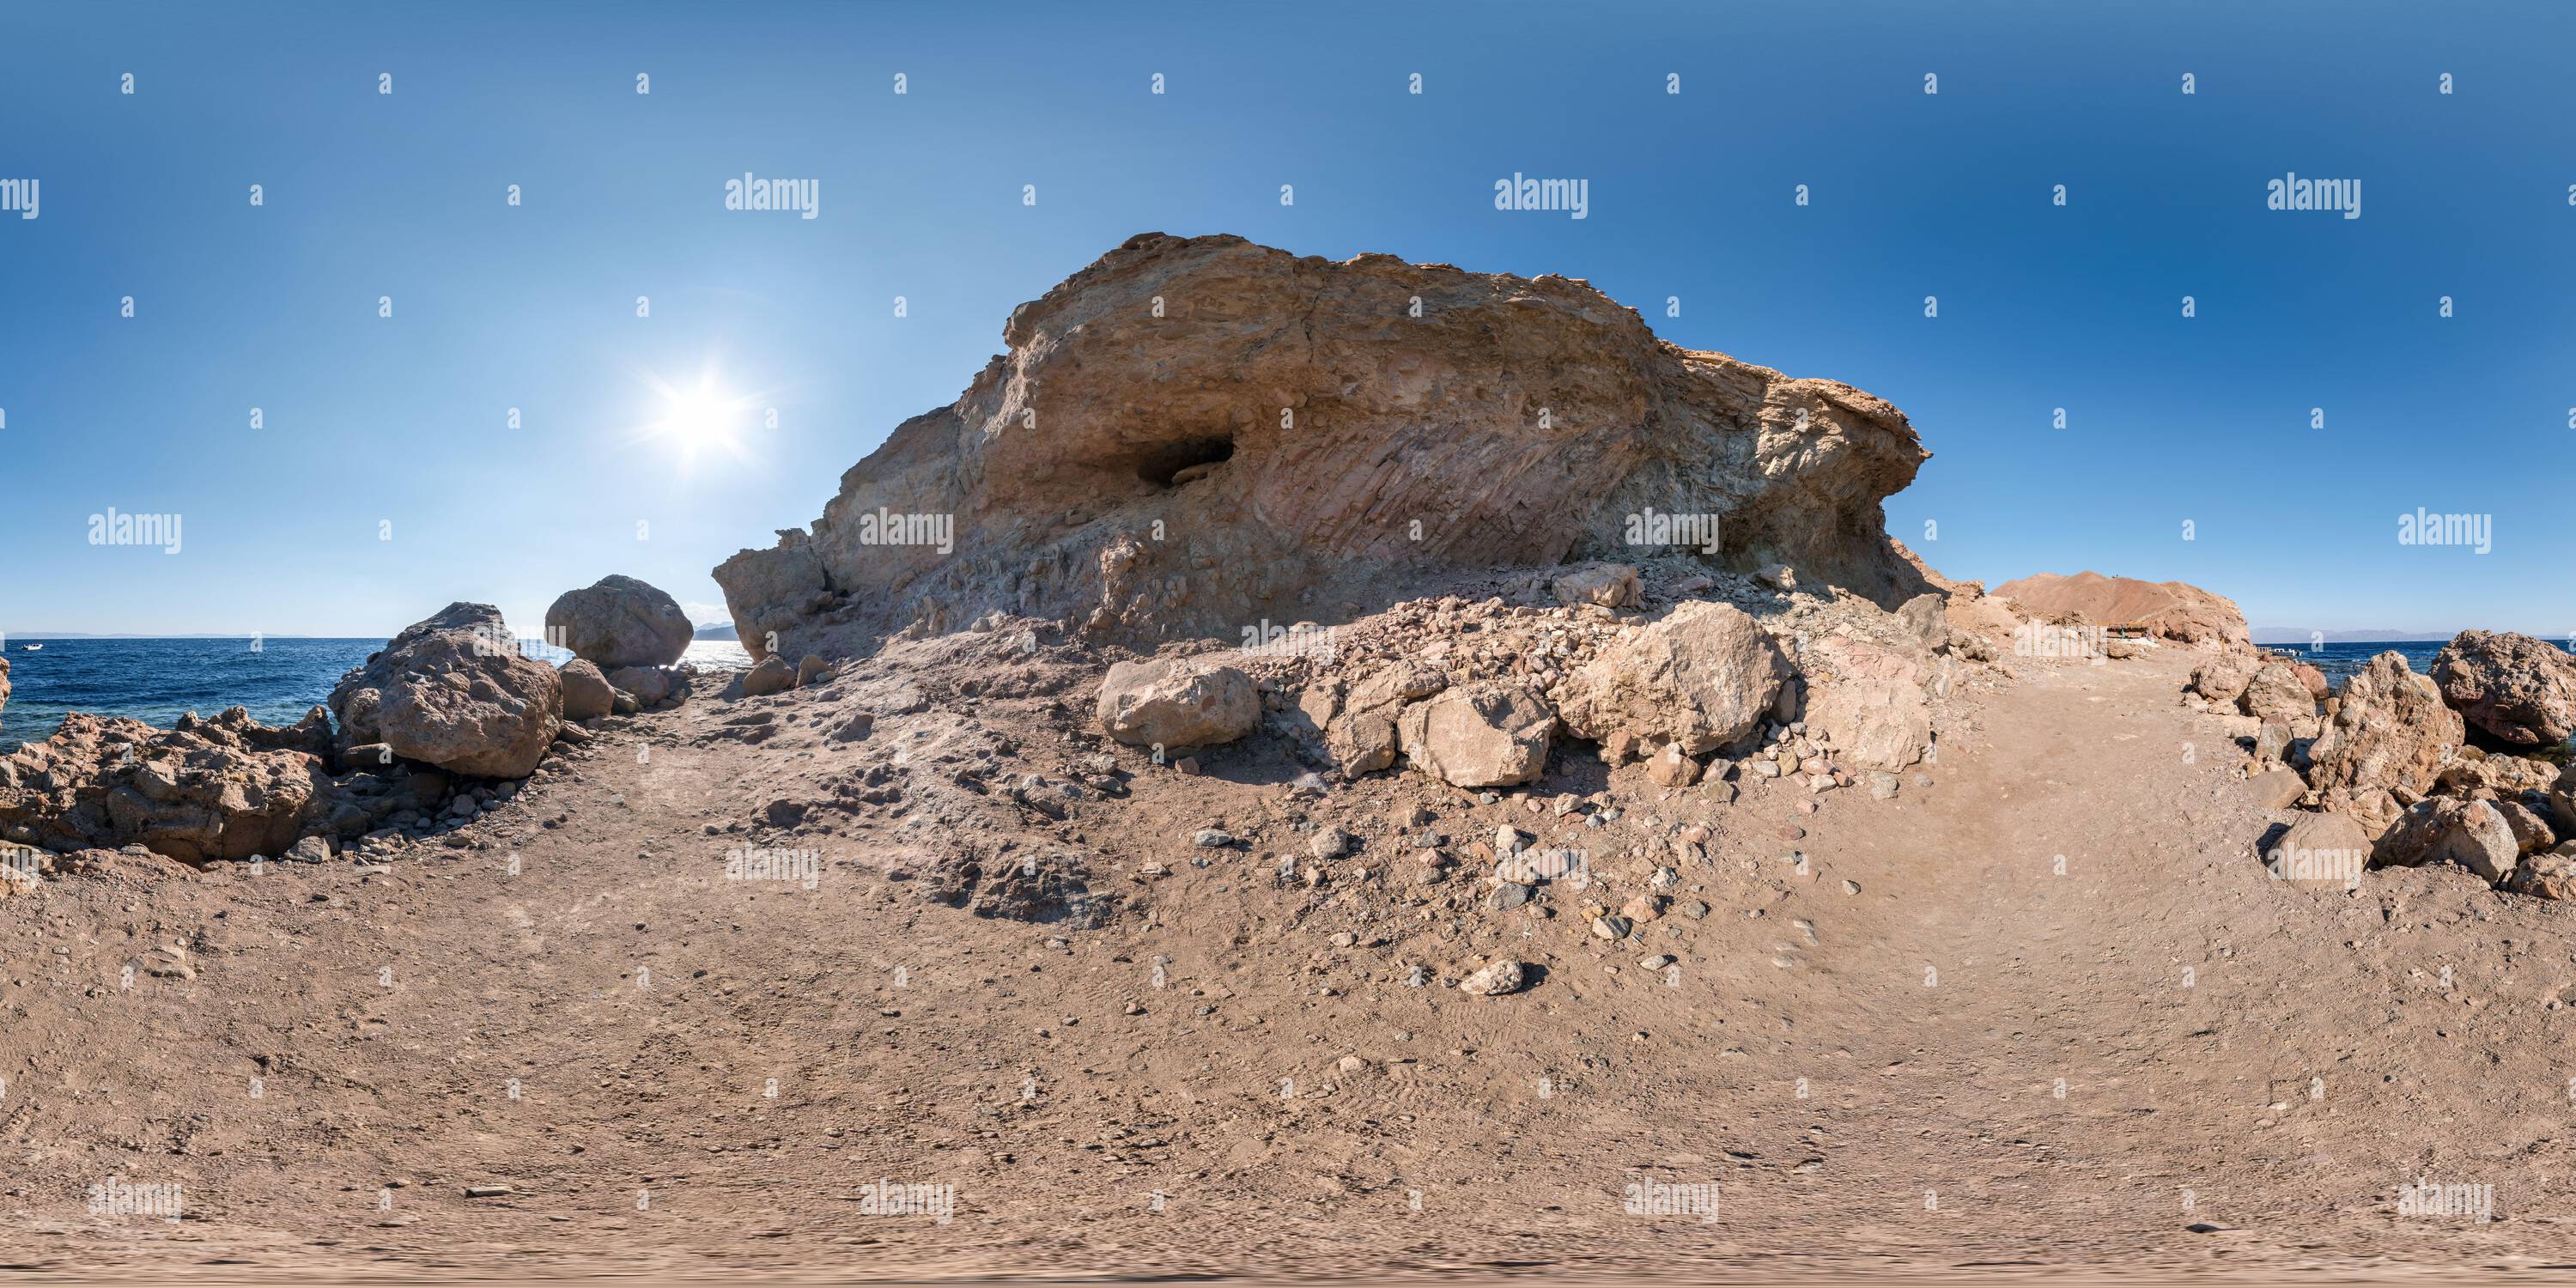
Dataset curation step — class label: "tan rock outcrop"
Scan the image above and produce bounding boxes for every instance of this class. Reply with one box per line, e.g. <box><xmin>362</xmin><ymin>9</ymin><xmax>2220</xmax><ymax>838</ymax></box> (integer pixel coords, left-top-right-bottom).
<box><xmin>1991</xmin><ymin>571</ymin><xmax>2249</xmax><ymax>646</ymax></box>
<box><xmin>2430</xmin><ymin>629</ymin><xmax>2576</xmax><ymax>747</ymax></box>
<box><xmin>0</xmin><ymin>708</ymin><xmax>345</xmax><ymax>863</ymax></box>
<box><xmin>714</xmin><ymin>233</ymin><xmax>1932</xmax><ymax>659</ymax></box>
<box><xmin>1801</xmin><ymin>636</ymin><xmax>1934</xmax><ymax>772</ymax></box>
<box><xmin>1096</xmin><ymin>657</ymin><xmax>1259</xmax><ymax>750</ymax></box>
<box><xmin>2306</xmin><ymin>652</ymin><xmax>2461</xmax><ymax>804</ymax></box>
<box><xmin>330</xmin><ymin>604</ymin><xmax>562</xmax><ymax>780</ymax></box>
<box><xmin>1555</xmin><ymin>602</ymin><xmax>1787</xmax><ymax>757</ymax></box>
<box><xmin>1397</xmin><ymin>683</ymin><xmax>1555</xmax><ymax>788</ymax></box>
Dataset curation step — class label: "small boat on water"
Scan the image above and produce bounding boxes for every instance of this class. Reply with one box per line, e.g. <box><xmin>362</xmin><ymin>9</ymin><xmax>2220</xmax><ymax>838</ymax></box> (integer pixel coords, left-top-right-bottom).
<box><xmin>20</xmin><ymin>644</ymin><xmax>39</xmax><ymax>651</ymax></box>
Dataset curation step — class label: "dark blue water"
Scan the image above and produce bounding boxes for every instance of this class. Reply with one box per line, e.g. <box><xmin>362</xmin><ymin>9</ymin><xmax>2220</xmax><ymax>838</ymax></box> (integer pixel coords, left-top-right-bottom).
<box><xmin>0</xmin><ymin>636</ymin><xmax>752</xmax><ymax>752</ymax></box>
<box><xmin>0</xmin><ymin>637</ymin><xmax>380</xmax><ymax>752</ymax></box>
<box><xmin>2266</xmin><ymin>640</ymin><xmax>2539</xmax><ymax>686</ymax></box>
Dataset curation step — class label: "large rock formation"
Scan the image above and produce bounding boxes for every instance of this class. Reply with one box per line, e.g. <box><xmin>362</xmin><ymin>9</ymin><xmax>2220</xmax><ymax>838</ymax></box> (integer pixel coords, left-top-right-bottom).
<box><xmin>2306</xmin><ymin>652</ymin><xmax>2462</xmax><ymax>834</ymax></box>
<box><xmin>2430</xmin><ymin>629</ymin><xmax>2576</xmax><ymax>748</ymax></box>
<box><xmin>716</xmin><ymin>233</ymin><xmax>1932</xmax><ymax>659</ymax></box>
<box><xmin>545</xmin><ymin>575</ymin><xmax>694</xmax><ymax>670</ymax></box>
<box><xmin>0</xmin><ymin>656</ymin><xmax>11</xmax><ymax>725</ymax></box>
<box><xmin>330</xmin><ymin>604</ymin><xmax>563</xmax><ymax>779</ymax></box>
<box><xmin>1990</xmin><ymin>572</ymin><xmax>2249</xmax><ymax>646</ymax></box>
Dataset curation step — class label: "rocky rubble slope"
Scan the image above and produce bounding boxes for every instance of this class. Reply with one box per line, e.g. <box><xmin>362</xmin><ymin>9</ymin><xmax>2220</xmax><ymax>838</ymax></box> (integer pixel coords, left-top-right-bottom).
<box><xmin>716</xmin><ymin>233</ymin><xmax>1934</xmax><ymax>661</ymax></box>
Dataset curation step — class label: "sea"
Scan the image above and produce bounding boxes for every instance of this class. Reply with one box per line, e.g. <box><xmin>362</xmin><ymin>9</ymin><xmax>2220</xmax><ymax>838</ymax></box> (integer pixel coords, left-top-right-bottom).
<box><xmin>0</xmin><ymin>635</ymin><xmax>753</xmax><ymax>753</ymax></box>
<box><xmin>2263</xmin><ymin>640</ymin><xmax>2522</xmax><ymax>685</ymax></box>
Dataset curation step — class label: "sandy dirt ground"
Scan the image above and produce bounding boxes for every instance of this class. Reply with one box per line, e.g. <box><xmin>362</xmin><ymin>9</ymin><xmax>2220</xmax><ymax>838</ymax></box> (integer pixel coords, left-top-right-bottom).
<box><xmin>5</xmin><ymin>643</ymin><xmax>2573</xmax><ymax>1283</ymax></box>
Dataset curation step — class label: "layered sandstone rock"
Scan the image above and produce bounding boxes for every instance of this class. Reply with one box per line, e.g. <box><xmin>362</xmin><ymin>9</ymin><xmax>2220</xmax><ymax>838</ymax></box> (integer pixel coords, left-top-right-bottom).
<box><xmin>2430</xmin><ymin>629</ymin><xmax>2576</xmax><ymax>747</ymax></box>
<box><xmin>330</xmin><ymin>604</ymin><xmax>563</xmax><ymax>780</ymax></box>
<box><xmin>715</xmin><ymin>233</ymin><xmax>1932</xmax><ymax>659</ymax></box>
<box><xmin>546</xmin><ymin>575</ymin><xmax>694</xmax><ymax>670</ymax></box>
<box><xmin>1991</xmin><ymin>572</ymin><xmax>2249</xmax><ymax>647</ymax></box>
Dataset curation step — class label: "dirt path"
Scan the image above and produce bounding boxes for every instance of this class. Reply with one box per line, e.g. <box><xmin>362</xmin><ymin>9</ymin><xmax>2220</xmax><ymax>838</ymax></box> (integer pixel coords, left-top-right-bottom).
<box><xmin>6</xmin><ymin>647</ymin><xmax>2574</xmax><ymax>1280</ymax></box>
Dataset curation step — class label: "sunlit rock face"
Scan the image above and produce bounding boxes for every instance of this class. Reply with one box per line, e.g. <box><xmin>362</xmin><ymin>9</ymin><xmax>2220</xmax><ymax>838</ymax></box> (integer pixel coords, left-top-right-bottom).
<box><xmin>718</xmin><ymin>233</ymin><xmax>1931</xmax><ymax>659</ymax></box>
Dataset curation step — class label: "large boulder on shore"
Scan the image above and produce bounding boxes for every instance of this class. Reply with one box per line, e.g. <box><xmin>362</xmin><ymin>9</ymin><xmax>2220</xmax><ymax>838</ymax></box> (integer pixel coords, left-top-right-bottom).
<box><xmin>330</xmin><ymin>604</ymin><xmax>562</xmax><ymax>780</ymax></box>
<box><xmin>544</xmin><ymin>575</ymin><xmax>693</xmax><ymax>670</ymax></box>
<box><xmin>1096</xmin><ymin>657</ymin><xmax>1259</xmax><ymax>750</ymax></box>
<box><xmin>1397</xmin><ymin>683</ymin><xmax>1556</xmax><ymax>788</ymax></box>
<box><xmin>2430</xmin><ymin>629</ymin><xmax>2576</xmax><ymax>748</ymax></box>
<box><xmin>2306</xmin><ymin>652</ymin><xmax>2461</xmax><ymax>804</ymax></box>
<box><xmin>1555</xmin><ymin>602</ymin><xmax>1787</xmax><ymax>757</ymax></box>
<box><xmin>0</xmin><ymin>656</ymin><xmax>10</xmax><ymax>724</ymax></box>
<box><xmin>0</xmin><ymin>708</ymin><xmax>346</xmax><ymax>863</ymax></box>
<box><xmin>712</xmin><ymin>232</ymin><xmax>1935</xmax><ymax>661</ymax></box>
<box><xmin>1991</xmin><ymin>571</ymin><xmax>2248</xmax><ymax>646</ymax></box>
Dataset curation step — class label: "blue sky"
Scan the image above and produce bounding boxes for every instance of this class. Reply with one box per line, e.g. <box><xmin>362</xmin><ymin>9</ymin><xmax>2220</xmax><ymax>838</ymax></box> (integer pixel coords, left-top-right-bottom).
<box><xmin>3</xmin><ymin>0</ymin><xmax>2572</xmax><ymax>638</ymax></box>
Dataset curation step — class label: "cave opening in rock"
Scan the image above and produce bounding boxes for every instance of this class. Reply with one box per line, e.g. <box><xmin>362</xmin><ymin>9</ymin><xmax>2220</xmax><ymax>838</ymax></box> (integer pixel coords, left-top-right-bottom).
<box><xmin>1134</xmin><ymin>435</ymin><xmax>1236</xmax><ymax>487</ymax></box>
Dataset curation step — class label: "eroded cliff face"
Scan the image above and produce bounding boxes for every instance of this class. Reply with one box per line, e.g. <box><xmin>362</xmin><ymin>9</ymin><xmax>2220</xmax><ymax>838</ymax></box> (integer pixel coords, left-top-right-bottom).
<box><xmin>716</xmin><ymin>233</ymin><xmax>1931</xmax><ymax>659</ymax></box>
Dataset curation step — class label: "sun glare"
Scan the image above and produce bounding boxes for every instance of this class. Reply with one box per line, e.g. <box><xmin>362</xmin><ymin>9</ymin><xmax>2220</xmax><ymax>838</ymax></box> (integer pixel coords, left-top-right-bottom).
<box><xmin>635</xmin><ymin>368</ymin><xmax>767</xmax><ymax>469</ymax></box>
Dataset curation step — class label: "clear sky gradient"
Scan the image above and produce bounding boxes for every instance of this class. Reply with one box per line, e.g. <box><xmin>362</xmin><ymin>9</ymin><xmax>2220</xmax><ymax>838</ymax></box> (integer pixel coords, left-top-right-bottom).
<box><xmin>4</xmin><ymin>1</ymin><xmax>2572</xmax><ymax>638</ymax></box>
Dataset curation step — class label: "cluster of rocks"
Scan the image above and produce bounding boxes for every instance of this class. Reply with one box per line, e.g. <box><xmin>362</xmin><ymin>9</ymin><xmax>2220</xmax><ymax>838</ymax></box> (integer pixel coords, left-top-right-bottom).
<box><xmin>2198</xmin><ymin>630</ymin><xmax>2576</xmax><ymax>897</ymax></box>
<box><xmin>1089</xmin><ymin>562</ymin><xmax>1952</xmax><ymax>803</ymax></box>
<box><xmin>1</xmin><ymin>576</ymin><xmax>704</xmax><ymax>872</ymax></box>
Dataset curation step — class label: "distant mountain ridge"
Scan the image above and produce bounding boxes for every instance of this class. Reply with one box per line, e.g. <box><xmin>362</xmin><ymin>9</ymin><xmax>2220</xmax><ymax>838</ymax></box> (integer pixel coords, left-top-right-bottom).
<box><xmin>694</xmin><ymin>621</ymin><xmax>738</xmax><ymax>641</ymax></box>
<box><xmin>2250</xmin><ymin>627</ymin><xmax>2439</xmax><ymax>645</ymax></box>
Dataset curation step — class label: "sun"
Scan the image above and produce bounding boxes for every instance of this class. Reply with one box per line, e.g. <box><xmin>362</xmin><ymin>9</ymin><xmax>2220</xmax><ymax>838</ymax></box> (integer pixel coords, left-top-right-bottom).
<box><xmin>665</xmin><ymin>389</ymin><xmax>735</xmax><ymax>447</ymax></box>
<box><xmin>633</xmin><ymin>368</ymin><xmax>766</xmax><ymax>469</ymax></box>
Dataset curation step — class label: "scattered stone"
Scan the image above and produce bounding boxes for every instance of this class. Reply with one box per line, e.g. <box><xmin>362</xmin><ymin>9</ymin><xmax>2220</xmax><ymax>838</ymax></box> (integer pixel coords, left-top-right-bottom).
<box><xmin>1457</xmin><ymin>960</ymin><xmax>1528</xmax><ymax>997</ymax></box>
<box><xmin>741</xmin><ymin>655</ymin><xmax>798</xmax><ymax>698</ymax></box>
